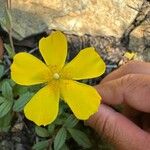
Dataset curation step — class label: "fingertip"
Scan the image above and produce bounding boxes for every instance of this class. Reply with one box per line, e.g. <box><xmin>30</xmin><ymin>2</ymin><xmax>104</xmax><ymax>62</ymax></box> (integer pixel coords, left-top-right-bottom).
<box><xmin>94</xmin><ymin>82</ymin><xmax>119</xmax><ymax>105</ymax></box>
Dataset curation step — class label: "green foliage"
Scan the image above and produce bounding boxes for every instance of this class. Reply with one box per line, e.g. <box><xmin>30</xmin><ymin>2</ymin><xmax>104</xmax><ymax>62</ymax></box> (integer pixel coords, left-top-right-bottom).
<box><xmin>0</xmin><ymin>65</ymin><xmax>4</xmax><ymax>79</ymax></box>
<box><xmin>68</xmin><ymin>128</ymin><xmax>92</xmax><ymax>148</ymax></box>
<box><xmin>61</xmin><ymin>144</ymin><xmax>69</xmax><ymax>150</ymax></box>
<box><xmin>0</xmin><ymin>80</ymin><xmax>14</xmax><ymax>119</ymax></box>
<box><xmin>35</xmin><ymin>126</ymin><xmax>50</xmax><ymax>138</ymax></box>
<box><xmin>64</xmin><ymin>114</ymin><xmax>79</xmax><ymax>128</ymax></box>
<box><xmin>13</xmin><ymin>92</ymin><xmax>33</xmax><ymax>112</ymax></box>
<box><xmin>0</xmin><ymin>111</ymin><xmax>12</xmax><ymax>132</ymax></box>
<box><xmin>47</xmin><ymin>124</ymin><xmax>55</xmax><ymax>135</ymax></box>
<box><xmin>54</xmin><ymin>127</ymin><xmax>67</xmax><ymax>150</ymax></box>
<box><xmin>0</xmin><ymin>7</ymin><xmax>12</xmax><ymax>31</ymax></box>
<box><xmin>32</xmin><ymin>140</ymin><xmax>50</xmax><ymax>150</ymax></box>
<box><xmin>1</xmin><ymin>80</ymin><xmax>13</xmax><ymax>100</ymax></box>
<box><xmin>0</xmin><ymin>79</ymin><xmax>14</xmax><ymax>134</ymax></box>
<box><xmin>2</xmin><ymin>7</ymin><xmax>12</xmax><ymax>30</ymax></box>
<box><xmin>0</xmin><ymin>97</ymin><xmax>13</xmax><ymax>118</ymax></box>
<box><xmin>0</xmin><ymin>7</ymin><xmax>15</xmax><ymax>58</ymax></box>
<box><xmin>4</xmin><ymin>44</ymin><xmax>15</xmax><ymax>58</ymax></box>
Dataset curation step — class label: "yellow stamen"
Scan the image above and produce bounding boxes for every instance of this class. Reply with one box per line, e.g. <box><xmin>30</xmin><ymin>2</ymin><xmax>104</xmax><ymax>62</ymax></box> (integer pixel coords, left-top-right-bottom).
<box><xmin>53</xmin><ymin>73</ymin><xmax>60</xmax><ymax>80</ymax></box>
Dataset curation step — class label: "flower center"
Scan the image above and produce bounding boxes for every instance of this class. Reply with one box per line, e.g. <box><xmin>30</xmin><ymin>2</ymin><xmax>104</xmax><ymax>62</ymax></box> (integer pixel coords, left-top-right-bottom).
<box><xmin>53</xmin><ymin>73</ymin><xmax>60</xmax><ymax>80</ymax></box>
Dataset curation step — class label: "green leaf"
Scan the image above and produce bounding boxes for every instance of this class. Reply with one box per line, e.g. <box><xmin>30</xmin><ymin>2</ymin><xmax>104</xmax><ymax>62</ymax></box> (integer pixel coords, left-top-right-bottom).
<box><xmin>35</xmin><ymin>126</ymin><xmax>50</xmax><ymax>138</ymax></box>
<box><xmin>1</xmin><ymin>7</ymin><xmax>12</xmax><ymax>30</ymax></box>
<box><xmin>58</xmin><ymin>102</ymin><xmax>68</xmax><ymax>115</ymax></box>
<box><xmin>4</xmin><ymin>7</ymin><xmax>12</xmax><ymax>28</ymax></box>
<box><xmin>32</xmin><ymin>140</ymin><xmax>49</xmax><ymax>150</ymax></box>
<box><xmin>64</xmin><ymin>114</ymin><xmax>79</xmax><ymax>128</ymax></box>
<box><xmin>13</xmin><ymin>92</ymin><xmax>33</xmax><ymax>112</ymax></box>
<box><xmin>61</xmin><ymin>144</ymin><xmax>69</xmax><ymax>150</ymax></box>
<box><xmin>0</xmin><ymin>96</ymin><xmax>5</xmax><ymax>104</ymax></box>
<box><xmin>1</xmin><ymin>80</ymin><xmax>13</xmax><ymax>100</ymax></box>
<box><xmin>13</xmin><ymin>85</ymin><xmax>28</xmax><ymax>96</ymax></box>
<box><xmin>0</xmin><ymin>98</ymin><xmax>13</xmax><ymax>118</ymax></box>
<box><xmin>54</xmin><ymin>127</ymin><xmax>67</xmax><ymax>150</ymax></box>
<box><xmin>0</xmin><ymin>65</ymin><xmax>4</xmax><ymax>79</ymax></box>
<box><xmin>0</xmin><ymin>19</ymin><xmax>8</xmax><ymax>32</ymax></box>
<box><xmin>68</xmin><ymin>128</ymin><xmax>92</xmax><ymax>148</ymax></box>
<box><xmin>54</xmin><ymin>117</ymin><xmax>64</xmax><ymax>125</ymax></box>
<box><xmin>0</xmin><ymin>111</ymin><xmax>12</xmax><ymax>132</ymax></box>
<box><xmin>4</xmin><ymin>43</ymin><xmax>15</xmax><ymax>58</ymax></box>
<box><xmin>29</xmin><ymin>84</ymin><xmax>43</xmax><ymax>93</ymax></box>
<box><xmin>47</xmin><ymin>124</ymin><xmax>55</xmax><ymax>135</ymax></box>
<box><xmin>8</xmin><ymin>79</ymin><xmax>16</xmax><ymax>87</ymax></box>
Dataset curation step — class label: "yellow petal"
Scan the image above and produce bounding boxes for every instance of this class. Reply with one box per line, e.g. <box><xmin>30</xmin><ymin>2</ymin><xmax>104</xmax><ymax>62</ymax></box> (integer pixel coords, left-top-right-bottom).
<box><xmin>62</xmin><ymin>47</ymin><xmax>106</xmax><ymax>80</ymax></box>
<box><xmin>60</xmin><ymin>80</ymin><xmax>101</xmax><ymax>120</ymax></box>
<box><xmin>11</xmin><ymin>52</ymin><xmax>51</xmax><ymax>85</ymax></box>
<box><xmin>24</xmin><ymin>84</ymin><xmax>59</xmax><ymax>126</ymax></box>
<box><xmin>39</xmin><ymin>31</ymin><xmax>67</xmax><ymax>70</ymax></box>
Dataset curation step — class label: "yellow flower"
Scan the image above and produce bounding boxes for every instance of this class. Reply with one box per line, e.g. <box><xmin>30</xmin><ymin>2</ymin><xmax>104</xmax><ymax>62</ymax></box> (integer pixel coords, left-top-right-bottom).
<box><xmin>11</xmin><ymin>31</ymin><xmax>106</xmax><ymax>126</ymax></box>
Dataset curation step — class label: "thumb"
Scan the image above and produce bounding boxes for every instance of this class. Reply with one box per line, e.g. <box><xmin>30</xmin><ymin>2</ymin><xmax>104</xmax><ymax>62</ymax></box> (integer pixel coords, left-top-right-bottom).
<box><xmin>87</xmin><ymin>104</ymin><xmax>150</xmax><ymax>150</ymax></box>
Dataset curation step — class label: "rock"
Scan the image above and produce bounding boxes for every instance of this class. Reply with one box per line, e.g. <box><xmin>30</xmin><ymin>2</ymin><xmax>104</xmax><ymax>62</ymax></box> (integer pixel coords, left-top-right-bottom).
<box><xmin>0</xmin><ymin>0</ymin><xmax>143</xmax><ymax>40</ymax></box>
<box><xmin>129</xmin><ymin>22</ymin><xmax>150</xmax><ymax>53</ymax></box>
<box><xmin>128</xmin><ymin>1</ymin><xmax>150</xmax><ymax>52</ymax></box>
<box><xmin>11</xmin><ymin>123</ymin><xmax>24</xmax><ymax>132</ymax></box>
<box><xmin>129</xmin><ymin>23</ymin><xmax>149</xmax><ymax>52</ymax></box>
<box><xmin>128</xmin><ymin>21</ymin><xmax>150</xmax><ymax>61</ymax></box>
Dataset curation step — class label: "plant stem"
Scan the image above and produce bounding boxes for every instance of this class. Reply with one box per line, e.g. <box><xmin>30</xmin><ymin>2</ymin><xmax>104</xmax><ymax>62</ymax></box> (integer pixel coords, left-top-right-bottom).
<box><xmin>6</xmin><ymin>0</ymin><xmax>11</xmax><ymax>9</ymax></box>
<box><xmin>6</xmin><ymin>0</ymin><xmax>15</xmax><ymax>57</ymax></box>
<box><xmin>8</xmin><ymin>28</ymin><xmax>15</xmax><ymax>56</ymax></box>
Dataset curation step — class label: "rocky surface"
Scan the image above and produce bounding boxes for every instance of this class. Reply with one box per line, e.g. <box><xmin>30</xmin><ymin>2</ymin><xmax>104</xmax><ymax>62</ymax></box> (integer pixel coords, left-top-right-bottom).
<box><xmin>129</xmin><ymin>22</ymin><xmax>149</xmax><ymax>51</ymax></box>
<box><xmin>0</xmin><ymin>0</ymin><xmax>143</xmax><ymax>40</ymax></box>
<box><xmin>127</xmin><ymin>1</ymin><xmax>150</xmax><ymax>51</ymax></box>
<box><xmin>127</xmin><ymin>1</ymin><xmax>150</xmax><ymax>60</ymax></box>
<box><xmin>0</xmin><ymin>0</ymin><xmax>149</xmax><ymax>63</ymax></box>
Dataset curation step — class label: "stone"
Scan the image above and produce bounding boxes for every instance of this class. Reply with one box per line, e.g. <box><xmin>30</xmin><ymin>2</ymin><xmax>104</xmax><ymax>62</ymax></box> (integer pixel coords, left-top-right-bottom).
<box><xmin>128</xmin><ymin>1</ymin><xmax>150</xmax><ymax>52</ymax></box>
<box><xmin>129</xmin><ymin>23</ymin><xmax>150</xmax><ymax>52</ymax></box>
<box><xmin>128</xmin><ymin>19</ymin><xmax>150</xmax><ymax>61</ymax></box>
<box><xmin>0</xmin><ymin>0</ymin><xmax>143</xmax><ymax>40</ymax></box>
<box><xmin>129</xmin><ymin>25</ymin><xmax>148</xmax><ymax>52</ymax></box>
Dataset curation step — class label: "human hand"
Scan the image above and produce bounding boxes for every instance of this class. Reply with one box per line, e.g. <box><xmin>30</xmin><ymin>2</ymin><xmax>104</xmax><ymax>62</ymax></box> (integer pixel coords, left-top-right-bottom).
<box><xmin>87</xmin><ymin>61</ymin><xmax>150</xmax><ymax>150</ymax></box>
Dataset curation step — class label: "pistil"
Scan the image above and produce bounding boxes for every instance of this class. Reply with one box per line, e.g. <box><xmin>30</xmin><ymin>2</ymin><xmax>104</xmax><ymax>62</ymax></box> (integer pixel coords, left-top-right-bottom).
<box><xmin>53</xmin><ymin>73</ymin><xmax>60</xmax><ymax>80</ymax></box>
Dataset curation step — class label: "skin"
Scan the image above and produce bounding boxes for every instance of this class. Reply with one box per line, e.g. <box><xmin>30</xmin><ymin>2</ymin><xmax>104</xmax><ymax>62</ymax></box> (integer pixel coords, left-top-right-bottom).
<box><xmin>87</xmin><ymin>61</ymin><xmax>150</xmax><ymax>150</ymax></box>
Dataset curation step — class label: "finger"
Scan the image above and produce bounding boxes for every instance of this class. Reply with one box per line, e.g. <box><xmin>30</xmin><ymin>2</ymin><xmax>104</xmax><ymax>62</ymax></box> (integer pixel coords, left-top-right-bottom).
<box><xmin>96</xmin><ymin>74</ymin><xmax>150</xmax><ymax>112</ymax></box>
<box><xmin>87</xmin><ymin>104</ymin><xmax>150</xmax><ymax>150</ymax></box>
<box><xmin>101</xmin><ymin>61</ymin><xmax>150</xmax><ymax>84</ymax></box>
